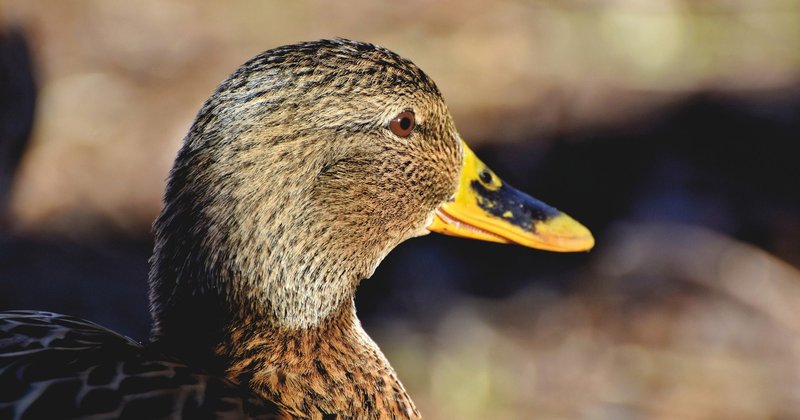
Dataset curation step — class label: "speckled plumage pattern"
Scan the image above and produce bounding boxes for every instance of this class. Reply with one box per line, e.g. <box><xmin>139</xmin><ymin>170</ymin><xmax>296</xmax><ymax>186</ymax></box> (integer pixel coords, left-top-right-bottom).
<box><xmin>222</xmin><ymin>306</ymin><xmax>419</xmax><ymax>418</ymax></box>
<box><xmin>1</xmin><ymin>39</ymin><xmax>464</xmax><ymax>418</ymax></box>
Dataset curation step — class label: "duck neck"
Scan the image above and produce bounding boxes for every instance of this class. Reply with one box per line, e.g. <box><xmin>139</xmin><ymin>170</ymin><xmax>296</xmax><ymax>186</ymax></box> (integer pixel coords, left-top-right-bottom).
<box><xmin>223</xmin><ymin>302</ymin><xmax>420</xmax><ymax>418</ymax></box>
<box><xmin>149</xmin><ymin>254</ymin><xmax>419</xmax><ymax>418</ymax></box>
<box><xmin>146</xmin><ymin>190</ymin><xmax>420</xmax><ymax>415</ymax></box>
<box><xmin>147</xmin><ymin>220</ymin><xmax>367</xmax><ymax>367</ymax></box>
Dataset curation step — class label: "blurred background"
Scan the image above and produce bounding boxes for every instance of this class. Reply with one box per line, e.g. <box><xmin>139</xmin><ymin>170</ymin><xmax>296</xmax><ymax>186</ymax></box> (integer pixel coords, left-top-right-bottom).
<box><xmin>2</xmin><ymin>0</ymin><xmax>800</xmax><ymax>418</ymax></box>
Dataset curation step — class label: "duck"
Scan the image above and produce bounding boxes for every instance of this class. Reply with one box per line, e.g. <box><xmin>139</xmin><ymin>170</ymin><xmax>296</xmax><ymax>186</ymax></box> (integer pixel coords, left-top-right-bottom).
<box><xmin>0</xmin><ymin>39</ymin><xmax>594</xmax><ymax>419</ymax></box>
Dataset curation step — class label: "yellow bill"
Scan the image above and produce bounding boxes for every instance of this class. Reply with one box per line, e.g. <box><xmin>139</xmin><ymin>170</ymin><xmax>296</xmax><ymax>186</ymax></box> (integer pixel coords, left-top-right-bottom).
<box><xmin>427</xmin><ymin>141</ymin><xmax>594</xmax><ymax>252</ymax></box>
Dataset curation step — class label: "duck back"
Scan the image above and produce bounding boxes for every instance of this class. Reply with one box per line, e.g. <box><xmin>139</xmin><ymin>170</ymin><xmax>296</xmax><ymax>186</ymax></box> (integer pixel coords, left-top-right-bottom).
<box><xmin>0</xmin><ymin>311</ymin><xmax>281</xmax><ymax>419</ymax></box>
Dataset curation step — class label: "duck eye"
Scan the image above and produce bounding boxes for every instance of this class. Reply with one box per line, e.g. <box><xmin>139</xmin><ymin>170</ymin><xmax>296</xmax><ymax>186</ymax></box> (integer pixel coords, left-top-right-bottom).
<box><xmin>389</xmin><ymin>111</ymin><xmax>415</xmax><ymax>137</ymax></box>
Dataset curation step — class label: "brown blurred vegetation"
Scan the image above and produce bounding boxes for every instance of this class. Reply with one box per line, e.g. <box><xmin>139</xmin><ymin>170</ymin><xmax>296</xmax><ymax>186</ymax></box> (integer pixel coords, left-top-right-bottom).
<box><xmin>2</xmin><ymin>0</ymin><xmax>800</xmax><ymax>418</ymax></box>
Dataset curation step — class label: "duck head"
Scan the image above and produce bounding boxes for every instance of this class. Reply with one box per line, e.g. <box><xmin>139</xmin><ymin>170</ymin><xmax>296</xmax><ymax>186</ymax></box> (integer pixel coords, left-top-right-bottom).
<box><xmin>148</xmin><ymin>39</ymin><xmax>593</xmax><ymax>337</ymax></box>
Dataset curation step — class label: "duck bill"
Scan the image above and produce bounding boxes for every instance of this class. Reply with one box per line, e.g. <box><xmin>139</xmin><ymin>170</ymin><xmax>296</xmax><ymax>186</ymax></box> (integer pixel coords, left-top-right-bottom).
<box><xmin>427</xmin><ymin>141</ymin><xmax>594</xmax><ymax>252</ymax></box>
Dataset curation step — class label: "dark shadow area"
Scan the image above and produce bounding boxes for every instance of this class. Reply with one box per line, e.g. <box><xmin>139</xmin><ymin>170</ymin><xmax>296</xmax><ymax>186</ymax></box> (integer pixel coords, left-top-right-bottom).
<box><xmin>0</xmin><ymin>26</ymin><xmax>36</xmax><ymax>222</ymax></box>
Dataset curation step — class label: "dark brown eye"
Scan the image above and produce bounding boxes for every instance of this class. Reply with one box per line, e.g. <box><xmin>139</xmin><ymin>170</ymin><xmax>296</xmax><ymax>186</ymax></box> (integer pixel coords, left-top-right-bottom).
<box><xmin>389</xmin><ymin>111</ymin><xmax>415</xmax><ymax>137</ymax></box>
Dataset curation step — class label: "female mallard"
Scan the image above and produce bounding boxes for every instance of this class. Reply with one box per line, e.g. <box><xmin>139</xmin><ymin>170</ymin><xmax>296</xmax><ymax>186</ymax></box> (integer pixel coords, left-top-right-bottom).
<box><xmin>0</xmin><ymin>39</ymin><xmax>593</xmax><ymax>418</ymax></box>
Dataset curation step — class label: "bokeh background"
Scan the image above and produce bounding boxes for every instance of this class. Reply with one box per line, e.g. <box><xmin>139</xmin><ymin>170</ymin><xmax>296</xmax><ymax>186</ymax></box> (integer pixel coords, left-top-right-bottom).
<box><xmin>2</xmin><ymin>1</ymin><xmax>800</xmax><ymax>418</ymax></box>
